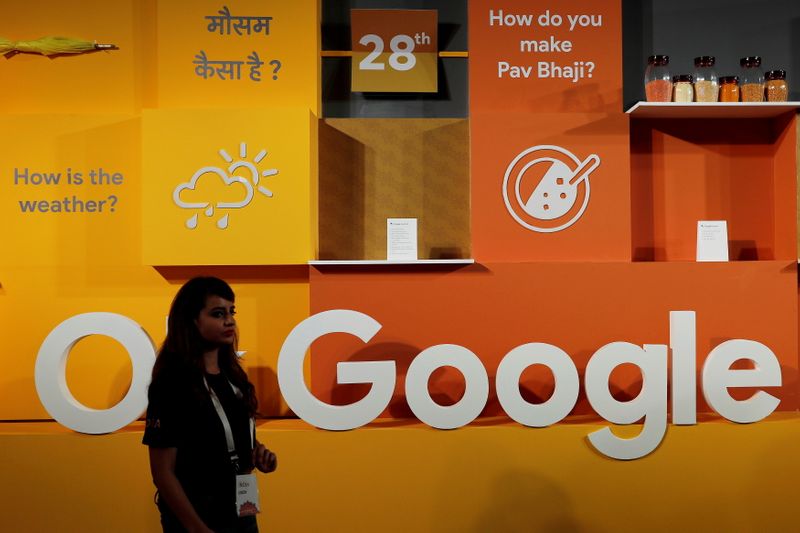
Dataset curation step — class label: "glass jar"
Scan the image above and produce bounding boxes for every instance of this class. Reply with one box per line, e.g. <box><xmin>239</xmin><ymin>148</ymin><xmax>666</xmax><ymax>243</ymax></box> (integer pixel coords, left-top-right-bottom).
<box><xmin>672</xmin><ymin>74</ymin><xmax>694</xmax><ymax>102</ymax></box>
<box><xmin>644</xmin><ymin>55</ymin><xmax>672</xmax><ymax>102</ymax></box>
<box><xmin>765</xmin><ymin>70</ymin><xmax>788</xmax><ymax>102</ymax></box>
<box><xmin>739</xmin><ymin>56</ymin><xmax>764</xmax><ymax>102</ymax></box>
<box><xmin>693</xmin><ymin>56</ymin><xmax>718</xmax><ymax>102</ymax></box>
<box><xmin>719</xmin><ymin>76</ymin><xmax>740</xmax><ymax>102</ymax></box>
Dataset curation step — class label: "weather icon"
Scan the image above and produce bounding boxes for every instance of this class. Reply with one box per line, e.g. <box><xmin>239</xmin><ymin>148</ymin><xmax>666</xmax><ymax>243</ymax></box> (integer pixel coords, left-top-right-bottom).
<box><xmin>173</xmin><ymin>142</ymin><xmax>278</xmax><ymax>230</ymax></box>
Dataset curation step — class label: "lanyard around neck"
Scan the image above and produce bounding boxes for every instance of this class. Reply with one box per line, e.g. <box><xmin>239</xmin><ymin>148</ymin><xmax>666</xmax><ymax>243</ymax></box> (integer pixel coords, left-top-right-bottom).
<box><xmin>203</xmin><ymin>375</ymin><xmax>255</xmax><ymax>466</ymax></box>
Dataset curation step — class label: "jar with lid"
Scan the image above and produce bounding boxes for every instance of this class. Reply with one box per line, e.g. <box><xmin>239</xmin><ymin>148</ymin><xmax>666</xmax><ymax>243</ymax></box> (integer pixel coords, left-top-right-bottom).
<box><xmin>719</xmin><ymin>76</ymin><xmax>740</xmax><ymax>102</ymax></box>
<box><xmin>672</xmin><ymin>75</ymin><xmax>694</xmax><ymax>102</ymax></box>
<box><xmin>644</xmin><ymin>55</ymin><xmax>672</xmax><ymax>102</ymax></box>
<box><xmin>765</xmin><ymin>70</ymin><xmax>788</xmax><ymax>102</ymax></box>
<box><xmin>739</xmin><ymin>56</ymin><xmax>764</xmax><ymax>102</ymax></box>
<box><xmin>693</xmin><ymin>56</ymin><xmax>718</xmax><ymax>102</ymax></box>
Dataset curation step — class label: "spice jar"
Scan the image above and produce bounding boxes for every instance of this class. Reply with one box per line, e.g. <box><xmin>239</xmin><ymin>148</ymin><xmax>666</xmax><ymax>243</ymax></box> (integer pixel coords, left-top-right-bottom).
<box><xmin>645</xmin><ymin>55</ymin><xmax>671</xmax><ymax>102</ymax></box>
<box><xmin>672</xmin><ymin>74</ymin><xmax>694</xmax><ymax>102</ymax></box>
<box><xmin>740</xmin><ymin>56</ymin><xmax>764</xmax><ymax>102</ymax></box>
<box><xmin>765</xmin><ymin>70</ymin><xmax>788</xmax><ymax>102</ymax></box>
<box><xmin>693</xmin><ymin>56</ymin><xmax>718</xmax><ymax>102</ymax></box>
<box><xmin>719</xmin><ymin>76</ymin><xmax>740</xmax><ymax>102</ymax></box>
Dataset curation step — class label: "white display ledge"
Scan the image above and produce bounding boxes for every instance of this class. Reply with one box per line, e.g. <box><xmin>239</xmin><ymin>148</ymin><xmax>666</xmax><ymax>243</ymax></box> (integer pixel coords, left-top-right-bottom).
<box><xmin>626</xmin><ymin>101</ymin><xmax>800</xmax><ymax>119</ymax></box>
<box><xmin>309</xmin><ymin>259</ymin><xmax>475</xmax><ymax>266</ymax></box>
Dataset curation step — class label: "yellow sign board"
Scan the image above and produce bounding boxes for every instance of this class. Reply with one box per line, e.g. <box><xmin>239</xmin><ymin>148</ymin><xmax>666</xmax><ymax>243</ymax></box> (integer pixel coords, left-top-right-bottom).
<box><xmin>142</xmin><ymin>108</ymin><xmax>317</xmax><ymax>265</ymax></box>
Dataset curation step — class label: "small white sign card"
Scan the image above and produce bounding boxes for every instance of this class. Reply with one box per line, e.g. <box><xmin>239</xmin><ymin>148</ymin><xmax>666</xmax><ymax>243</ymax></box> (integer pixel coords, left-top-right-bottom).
<box><xmin>387</xmin><ymin>218</ymin><xmax>418</xmax><ymax>261</ymax></box>
<box><xmin>696</xmin><ymin>220</ymin><xmax>729</xmax><ymax>262</ymax></box>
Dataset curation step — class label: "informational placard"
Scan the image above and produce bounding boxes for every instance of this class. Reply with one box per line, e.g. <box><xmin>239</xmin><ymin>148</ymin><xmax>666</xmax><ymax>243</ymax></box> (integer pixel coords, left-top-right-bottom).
<box><xmin>351</xmin><ymin>9</ymin><xmax>438</xmax><ymax>93</ymax></box>
<box><xmin>387</xmin><ymin>218</ymin><xmax>418</xmax><ymax>261</ymax></box>
<box><xmin>696</xmin><ymin>221</ymin><xmax>729</xmax><ymax>262</ymax></box>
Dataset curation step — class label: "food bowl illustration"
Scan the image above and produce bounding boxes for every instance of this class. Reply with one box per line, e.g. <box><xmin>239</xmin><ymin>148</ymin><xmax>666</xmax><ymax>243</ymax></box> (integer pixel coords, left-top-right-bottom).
<box><xmin>502</xmin><ymin>145</ymin><xmax>600</xmax><ymax>233</ymax></box>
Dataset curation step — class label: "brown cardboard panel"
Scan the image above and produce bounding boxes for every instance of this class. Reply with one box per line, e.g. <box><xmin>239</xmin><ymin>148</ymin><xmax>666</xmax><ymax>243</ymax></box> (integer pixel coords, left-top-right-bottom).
<box><xmin>319</xmin><ymin>118</ymin><xmax>470</xmax><ymax>260</ymax></box>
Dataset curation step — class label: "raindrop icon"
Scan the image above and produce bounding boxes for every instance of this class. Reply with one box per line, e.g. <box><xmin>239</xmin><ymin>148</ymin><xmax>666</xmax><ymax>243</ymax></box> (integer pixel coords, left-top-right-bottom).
<box><xmin>217</xmin><ymin>214</ymin><xmax>229</xmax><ymax>229</ymax></box>
<box><xmin>205</xmin><ymin>205</ymin><xmax>214</xmax><ymax>217</ymax></box>
<box><xmin>186</xmin><ymin>213</ymin><xmax>198</xmax><ymax>229</ymax></box>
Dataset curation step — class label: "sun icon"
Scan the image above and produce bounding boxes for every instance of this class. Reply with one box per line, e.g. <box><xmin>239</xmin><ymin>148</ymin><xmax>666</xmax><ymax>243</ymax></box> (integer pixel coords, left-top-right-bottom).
<box><xmin>219</xmin><ymin>142</ymin><xmax>279</xmax><ymax>198</ymax></box>
<box><xmin>173</xmin><ymin>141</ymin><xmax>279</xmax><ymax>230</ymax></box>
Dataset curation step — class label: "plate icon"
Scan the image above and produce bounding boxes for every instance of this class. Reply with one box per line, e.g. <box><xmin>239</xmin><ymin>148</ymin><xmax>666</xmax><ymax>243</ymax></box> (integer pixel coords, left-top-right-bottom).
<box><xmin>502</xmin><ymin>145</ymin><xmax>600</xmax><ymax>233</ymax></box>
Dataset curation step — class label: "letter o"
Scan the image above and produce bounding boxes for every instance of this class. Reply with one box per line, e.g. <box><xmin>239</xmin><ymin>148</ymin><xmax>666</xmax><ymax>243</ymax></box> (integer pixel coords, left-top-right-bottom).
<box><xmin>496</xmin><ymin>343</ymin><xmax>579</xmax><ymax>427</ymax></box>
<box><xmin>405</xmin><ymin>344</ymin><xmax>489</xmax><ymax>429</ymax></box>
<box><xmin>34</xmin><ymin>313</ymin><xmax>156</xmax><ymax>434</ymax></box>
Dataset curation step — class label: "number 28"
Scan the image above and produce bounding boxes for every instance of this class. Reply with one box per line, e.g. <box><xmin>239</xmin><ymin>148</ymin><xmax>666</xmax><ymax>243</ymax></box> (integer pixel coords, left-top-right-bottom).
<box><xmin>358</xmin><ymin>34</ymin><xmax>416</xmax><ymax>71</ymax></box>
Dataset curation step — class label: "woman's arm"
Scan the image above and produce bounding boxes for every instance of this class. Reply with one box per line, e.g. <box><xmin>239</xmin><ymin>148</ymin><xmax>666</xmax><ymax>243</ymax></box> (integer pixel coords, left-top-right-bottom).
<box><xmin>149</xmin><ymin>447</ymin><xmax>214</xmax><ymax>533</ymax></box>
<box><xmin>252</xmin><ymin>440</ymin><xmax>278</xmax><ymax>473</ymax></box>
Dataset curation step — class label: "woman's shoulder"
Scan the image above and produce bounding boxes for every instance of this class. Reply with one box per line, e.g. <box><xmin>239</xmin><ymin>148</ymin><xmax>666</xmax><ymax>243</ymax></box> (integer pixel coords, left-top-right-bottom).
<box><xmin>148</xmin><ymin>364</ymin><xmax>198</xmax><ymax>400</ymax></box>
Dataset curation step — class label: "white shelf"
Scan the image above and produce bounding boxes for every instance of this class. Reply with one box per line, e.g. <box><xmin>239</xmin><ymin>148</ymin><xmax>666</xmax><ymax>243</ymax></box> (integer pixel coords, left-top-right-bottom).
<box><xmin>309</xmin><ymin>259</ymin><xmax>475</xmax><ymax>266</ymax></box>
<box><xmin>626</xmin><ymin>101</ymin><xmax>800</xmax><ymax>119</ymax></box>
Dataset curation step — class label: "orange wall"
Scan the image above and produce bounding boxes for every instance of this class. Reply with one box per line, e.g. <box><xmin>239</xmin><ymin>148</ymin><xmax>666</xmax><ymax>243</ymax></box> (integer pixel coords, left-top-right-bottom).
<box><xmin>310</xmin><ymin>261</ymin><xmax>799</xmax><ymax>417</ymax></box>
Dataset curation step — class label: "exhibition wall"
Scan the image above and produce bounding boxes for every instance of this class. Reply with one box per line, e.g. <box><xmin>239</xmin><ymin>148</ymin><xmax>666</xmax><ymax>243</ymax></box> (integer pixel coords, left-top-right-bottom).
<box><xmin>2</xmin><ymin>0</ymin><xmax>799</xmax><ymax>531</ymax></box>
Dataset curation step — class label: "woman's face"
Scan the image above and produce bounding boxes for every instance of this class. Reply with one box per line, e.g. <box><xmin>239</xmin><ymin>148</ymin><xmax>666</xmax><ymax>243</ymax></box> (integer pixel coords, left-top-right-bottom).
<box><xmin>194</xmin><ymin>295</ymin><xmax>237</xmax><ymax>346</ymax></box>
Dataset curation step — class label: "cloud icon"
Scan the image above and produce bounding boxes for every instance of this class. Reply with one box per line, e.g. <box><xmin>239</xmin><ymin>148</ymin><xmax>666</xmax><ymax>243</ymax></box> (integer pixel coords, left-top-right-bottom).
<box><xmin>173</xmin><ymin>166</ymin><xmax>254</xmax><ymax>210</ymax></box>
<box><xmin>173</xmin><ymin>142</ymin><xmax>279</xmax><ymax>230</ymax></box>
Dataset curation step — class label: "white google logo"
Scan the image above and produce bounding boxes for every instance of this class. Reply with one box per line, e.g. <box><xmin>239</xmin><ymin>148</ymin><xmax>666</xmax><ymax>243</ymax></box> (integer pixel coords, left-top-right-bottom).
<box><xmin>502</xmin><ymin>144</ymin><xmax>600</xmax><ymax>232</ymax></box>
<box><xmin>35</xmin><ymin>310</ymin><xmax>780</xmax><ymax>461</ymax></box>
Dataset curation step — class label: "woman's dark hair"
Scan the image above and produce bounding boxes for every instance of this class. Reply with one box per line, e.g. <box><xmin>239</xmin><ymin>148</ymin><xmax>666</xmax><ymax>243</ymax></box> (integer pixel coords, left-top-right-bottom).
<box><xmin>151</xmin><ymin>276</ymin><xmax>258</xmax><ymax>416</ymax></box>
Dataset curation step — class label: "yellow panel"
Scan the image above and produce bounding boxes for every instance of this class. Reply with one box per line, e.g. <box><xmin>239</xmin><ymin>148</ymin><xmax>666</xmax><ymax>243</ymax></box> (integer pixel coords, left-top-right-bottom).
<box><xmin>0</xmin><ymin>266</ymin><xmax>307</xmax><ymax>419</ymax></box>
<box><xmin>319</xmin><ymin>119</ymin><xmax>470</xmax><ymax>260</ymax></box>
<box><xmin>142</xmin><ymin>108</ymin><xmax>317</xmax><ymax>265</ymax></box>
<box><xmin>0</xmin><ymin>114</ymin><xmax>141</xmax><ymax>268</ymax></box>
<box><xmin>2</xmin><ymin>416</ymin><xmax>799</xmax><ymax>531</ymax></box>
<box><xmin>155</xmin><ymin>0</ymin><xmax>319</xmax><ymax>114</ymax></box>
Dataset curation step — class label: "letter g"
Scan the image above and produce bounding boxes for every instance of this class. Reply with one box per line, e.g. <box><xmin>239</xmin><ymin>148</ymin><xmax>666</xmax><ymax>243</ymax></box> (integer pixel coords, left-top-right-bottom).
<box><xmin>277</xmin><ymin>310</ymin><xmax>395</xmax><ymax>430</ymax></box>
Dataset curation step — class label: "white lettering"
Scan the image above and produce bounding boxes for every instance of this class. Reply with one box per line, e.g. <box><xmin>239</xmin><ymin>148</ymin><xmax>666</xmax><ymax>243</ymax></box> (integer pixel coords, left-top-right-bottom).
<box><xmin>671</xmin><ymin>311</ymin><xmax>696</xmax><ymax>424</ymax></box>
<box><xmin>405</xmin><ymin>344</ymin><xmax>489</xmax><ymax>429</ymax></box>
<box><xmin>538</xmin><ymin>9</ymin><xmax>562</xmax><ymax>27</ymax></box>
<box><xmin>538</xmin><ymin>61</ymin><xmax>587</xmax><ymax>83</ymax></box>
<box><xmin>34</xmin><ymin>309</ymin><xmax>783</xmax><ymax>461</ymax></box>
<box><xmin>498</xmin><ymin>61</ymin><xmax>533</xmax><ymax>79</ymax></box>
<box><xmin>520</xmin><ymin>37</ymin><xmax>573</xmax><ymax>53</ymax></box>
<box><xmin>276</xmin><ymin>309</ymin><xmax>396</xmax><ymax>431</ymax></box>
<box><xmin>568</xmin><ymin>14</ymin><xmax>602</xmax><ymax>31</ymax></box>
<box><xmin>489</xmin><ymin>9</ymin><xmax>535</xmax><ymax>27</ymax></box>
<box><xmin>702</xmin><ymin>339</ymin><xmax>781</xmax><ymax>423</ymax></box>
<box><xmin>496</xmin><ymin>343</ymin><xmax>579</xmax><ymax>427</ymax></box>
<box><xmin>34</xmin><ymin>313</ymin><xmax>156</xmax><ymax>434</ymax></box>
<box><xmin>585</xmin><ymin>343</ymin><xmax>668</xmax><ymax>460</ymax></box>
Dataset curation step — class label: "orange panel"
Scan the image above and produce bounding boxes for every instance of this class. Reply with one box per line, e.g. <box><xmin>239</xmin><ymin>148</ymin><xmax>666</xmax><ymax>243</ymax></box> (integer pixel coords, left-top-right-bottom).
<box><xmin>469</xmin><ymin>0</ymin><xmax>622</xmax><ymax>114</ymax></box>
<box><xmin>471</xmin><ymin>113</ymin><xmax>631</xmax><ymax>261</ymax></box>
<box><xmin>310</xmin><ymin>261</ymin><xmax>798</xmax><ymax>419</ymax></box>
<box><xmin>631</xmin><ymin>115</ymin><xmax>797</xmax><ymax>261</ymax></box>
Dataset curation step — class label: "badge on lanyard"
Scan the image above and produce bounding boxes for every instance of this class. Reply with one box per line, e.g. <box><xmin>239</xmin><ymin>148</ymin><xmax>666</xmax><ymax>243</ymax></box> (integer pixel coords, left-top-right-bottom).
<box><xmin>203</xmin><ymin>376</ymin><xmax>260</xmax><ymax>517</ymax></box>
<box><xmin>236</xmin><ymin>473</ymin><xmax>261</xmax><ymax>517</ymax></box>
